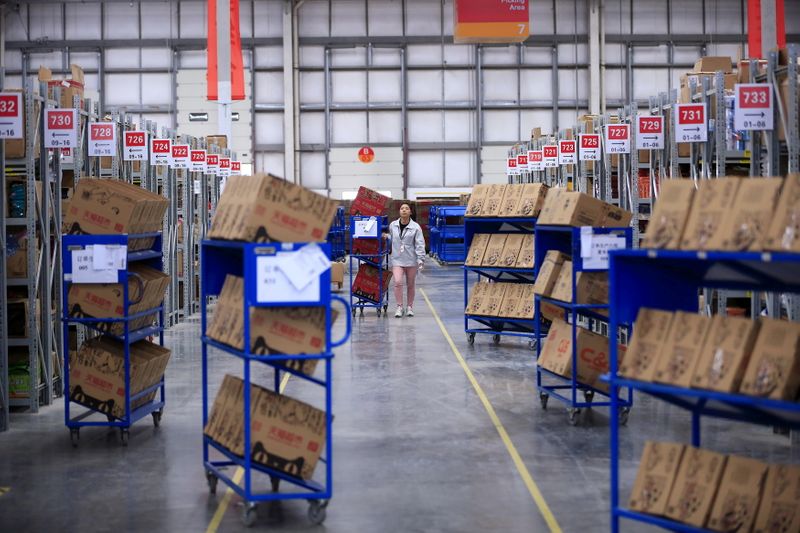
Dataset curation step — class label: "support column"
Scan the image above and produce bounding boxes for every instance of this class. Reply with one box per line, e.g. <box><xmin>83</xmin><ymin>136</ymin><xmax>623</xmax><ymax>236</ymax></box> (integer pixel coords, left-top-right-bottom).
<box><xmin>588</xmin><ymin>0</ymin><xmax>602</xmax><ymax>115</ymax></box>
<box><xmin>283</xmin><ymin>0</ymin><xmax>297</xmax><ymax>183</ymax></box>
<box><xmin>217</xmin><ymin>0</ymin><xmax>233</xmax><ymax>143</ymax></box>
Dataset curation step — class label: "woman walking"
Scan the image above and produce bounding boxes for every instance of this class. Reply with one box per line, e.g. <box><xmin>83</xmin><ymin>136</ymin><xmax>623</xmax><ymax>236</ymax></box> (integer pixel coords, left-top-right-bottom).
<box><xmin>384</xmin><ymin>203</ymin><xmax>426</xmax><ymax>318</ymax></box>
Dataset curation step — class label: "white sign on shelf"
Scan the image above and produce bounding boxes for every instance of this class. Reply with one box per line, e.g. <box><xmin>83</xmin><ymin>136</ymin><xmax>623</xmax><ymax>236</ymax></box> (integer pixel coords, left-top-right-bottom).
<box><xmin>354</xmin><ymin>217</ymin><xmax>379</xmax><ymax>238</ymax></box>
<box><xmin>558</xmin><ymin>140</ymin><xmax>577</xmax><ymax>165</ymax></box>
<box><xmin>71</xmin><ymin>245</ymin><xmax>127</xmax><ymax>284</ymax></box>
<box><xmin>636</xmin><ymin>116</ymin><xmax>665</xmax><ymax>150</ymax></box>
<box><xmin>44</xmin><ymin>109</ymin><xmax>78</xmax><ymax>149</ymax></box>
<box><xmin>151</xmin><ymin>138</ymin><xmax>172</xmax><ymax>166</ymax></box>
<box><xmin>206</xmin><ymin>154</ymin><xmax>220</xmax><ymax>174</ymax></box>
<box><xmin>580</xmin><ymin>227</ymin><xmax>626</xmax><ymax>270</ymax></box>
<box><xmin>256</xmin><ymin>252</ymin><xmax>322</xmax><ymax>304</ymax></box>
<box><xmin>604</xmin><ymin>124</ymin><xmax>631</xmax><ymax>154</ymax></box>
<box><xmin>219</xmin><ymin>157</ymin><xmax>232</xmax><ymax>177</ymax></box>
<box><xmin>171</xmin><ymin>144</ymin><xmax>190</xmax><ymax>169</ymax></box>
<box><xmin>506</xmin><ymin>156</ymin><xmax>518</xmax><ymax>176</ymax></box>
<box><xmin>231</xmin><ymin>160</ymin><xmax>242</xmax><ymax>175</ymax></box>
<box><xmin>88</xmin><ymin>122</ymin><xmax>116</xmax><ymax>157</ymax></box>
<box><xmin>543</xmin><ymin>145</ymin><xmax>559</xmax><ymax>168</ymax></box>
<box><xmin>579</xmin><ymin>134</ymin><xmax>601</xmax><ymax>160</ymax></box>
<box><xmin>734</xmin><ymin>83</ymin><xmax>773</xmax><ymax>130</ymax></box>
<box><xmin>517</xmin><ymin>153</ymin><xmax>528</xmax><ymax>171</ymax></box>
<box><xmin>193</xmin><ymin>179</ymin><xmax>201</xmax><ymax>194</ymax></box>
<box><xmin>528</xmin><ymin>150</ymin><xmax>543</xmax><ymax>171</ymax></box>
<box><xmin>190</xmin><ymin>150</ymin><xmax>207</xmax><ymax>172</ymax></box>
<box><xmin>123</xmin><ymin>131</ymin><xmax>148</xmax><ymax>161</ymax></box>
<box><xmin>674</xmin><ymin>103</ymin><xmax>707</xmax><ymax>142</ymax></box>
<box><xmin>0</xmin><ymin>92</ymin><xmax>23</xmax><ymax>139</ymax></box>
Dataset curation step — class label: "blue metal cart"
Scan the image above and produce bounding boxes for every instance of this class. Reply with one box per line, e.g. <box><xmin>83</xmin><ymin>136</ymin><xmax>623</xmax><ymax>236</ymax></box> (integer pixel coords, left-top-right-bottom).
<box><xmin>463</xmin><ymin>216</ymin><xmax>539</xmax><ymax>346</ymax></box>
<box><xmin>534</xmin><ymin>225</ymin><xmax>634</xmax><ymax>425</ymax></box>
<box><xmin>326</xmin><ymin>206</ymin><xmax>347</xmax><ymax>261</ymax></box>
<box><xmin>607</xmin><ymin>249</ymin><xmax>800</xmax><ymax>533</ymax></box>
<box><xmin>201</xmin><ymin>240</ymin><xmax>351</xmax><ymax>527</ymax></box>
<box><xmin>62</xmin><ymin>233</ymin><xmax>167</xmax><ymax>446</ymax></box>
<box><xmin>436</xmin><ymin>205</ymin><xmax>466</xmax><ymax>264</ymax></box>
<box><xmin>349</xmin><ymin>215</ymin><xmax>390</xmax><ymax>317</ymax></box>
<box><xmin>428</xmin><ymin>206</ymin><xmax>441</xmax><ymax>259</ymax></box>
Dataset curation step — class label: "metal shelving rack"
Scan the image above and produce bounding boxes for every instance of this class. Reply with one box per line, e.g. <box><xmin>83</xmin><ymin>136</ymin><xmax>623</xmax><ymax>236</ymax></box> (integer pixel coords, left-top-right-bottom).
<box><xmin>431</xmin><ymin>205</ymin><xmax>466</xmax><ymax>264</ymax></box>
<box><xmin>607</xmin><ymin>249</ymin><xmax>800</xmax><ymax>533</ymax></box>
<box><xmin>463</xmin><ymin>216</ymin><xmax>538</xmax><ymax>346</ymax></box>
<box><xmin>200</xmin><ymin>240</ymin><xmax>351</xmax><ymax>527</ymax></box>
<box><xmin>348</xmin><ymin>215</ymin><xmax>390</xmax><ymax>317</ymax></box>
<box><xmin>533</xmin><ymin>225</ymin><xmax>634</xmax><ymax>425</ymax></box>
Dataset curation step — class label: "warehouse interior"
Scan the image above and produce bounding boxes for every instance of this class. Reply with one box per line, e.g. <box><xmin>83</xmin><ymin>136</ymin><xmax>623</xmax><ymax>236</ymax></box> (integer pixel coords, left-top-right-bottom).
<box><xmin>1</xmin><ymin>1</ymin><xmax>800</xmax><ymax>532</ymax></box>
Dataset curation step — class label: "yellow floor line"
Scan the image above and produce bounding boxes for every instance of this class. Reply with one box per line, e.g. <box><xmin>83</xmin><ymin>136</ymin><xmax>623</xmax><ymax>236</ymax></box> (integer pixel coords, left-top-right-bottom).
<box><xmin>206</xmin><ymin>372</ymin><xmax>292</xmax><ymax>533</ymax></box>
<box><xmin>420</xmin><ymin>288</ymin><xmax>563</xmax><ymax>533</ymax></box>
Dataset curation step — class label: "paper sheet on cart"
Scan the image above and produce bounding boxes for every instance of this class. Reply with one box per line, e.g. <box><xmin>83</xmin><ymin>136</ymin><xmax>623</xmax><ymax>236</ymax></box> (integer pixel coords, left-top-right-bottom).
<box><xmin>354</xmin><ymin>217</ymin><xmax>378</xmax><ymax>238</ymax></box>
<box><xmin>278</xmin><ymin>243</ymin><xmax>331</xmax><ymax>292</ymax></box>
<box><xmin>71</xmin><ymin>246</ymin><xmax>126</xmax><ymax>283</ymax></box>
<box><xmin>580</xmin><ymin>228</ymin><xmax>626</xmax><ymax>269</ymax></box>
<box><xmin>92</xmin><ymin>245</ymin><xmax>127</xmax><ymax>270</ymax></box>
<box><xmin>256</xmin><ymin>252</ymin><xmax>322</xmax><ymax>304</ymax></box>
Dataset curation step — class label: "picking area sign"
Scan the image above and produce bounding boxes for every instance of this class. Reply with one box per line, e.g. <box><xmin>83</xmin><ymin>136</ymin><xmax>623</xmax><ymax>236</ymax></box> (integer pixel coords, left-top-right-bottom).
<box><xmin>44</xmin><ymin>109</ymin><xmax>78</xmax><ymax>149</ymax></box>
<box><xmin>88</xmin><ymin>122</ymin><xmax>116</xmax><ymax>157</ymax></box>
<box><xmin>558</xmin><ymin>140</ymin><xmax>577</xmax><ymax>165</ymax></box>
<box><xmin>0</xmin><ymin>93</ymin><xmax>23</xmax><ymax>139</ymax></box>
<box><xmin>579</xmin><ymin>134</ymin><xmax>600</xmax><ymax>160</ymax></box>
<box><xmin>636</xmin><ymin>116</ymin><xmax>664</xmax><ymax>150</ymax></box>
<box><xmin>543</xmin><ymin>145</ymin><xmax>559</xmax><ymax>168</ymax></box>
<box><xmin>151</xmin><ymin>138</ymin><xmax>172</xmax><ymax>166</ymax></box>
<box><xmin>734</xmin><ymin>84</ymin><xmax>773</xmax><ymax>130</ymax></box>
<box><xmin>605</xmin><ymin>124</ymin><xmax>630</xmax><ymax>154</ymax></box>
<box><xmin>528</xmin><ymin>150</ymin><xmax>542</xmax><ymax>171</ymax></box>
<box><xmin>124</xmin><ymin>131</ymin><xmax>148</xmax><ymax>161</ymax></box>
<box><xmin>675</xmin><ymin>103</ymin><xmax>707</xmax><ymax>142</ymax></box>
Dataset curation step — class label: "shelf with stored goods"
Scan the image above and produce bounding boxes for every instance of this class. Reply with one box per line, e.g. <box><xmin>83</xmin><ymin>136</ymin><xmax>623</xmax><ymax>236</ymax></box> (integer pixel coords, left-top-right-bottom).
<box><xmin>606</xmin><ymin>248</ymin><xmax>800</xmax><ymax>533</ymax></box>
<box><xmin>348</xmin><ymin>215</ymin><xmax>391</xmax><ymax>317</ymax></box>
<box><xmin>61</xmin><ymin>233</ymin><xmax>170</xmax><ymax>447</ymax></box>
<box><xmin>533</xmin><ymin>225</ymin><xmax>634</xmax><ymax>425</ymax></box>
<box><xmin>200</xmin><ymin>239</ymin><xmax>351</xmax><ymax>527</ymax></box>
<box><xmin>463</xmin><ymin>214</ymin><xmax>538</xmax><ymax>346</ymax></box>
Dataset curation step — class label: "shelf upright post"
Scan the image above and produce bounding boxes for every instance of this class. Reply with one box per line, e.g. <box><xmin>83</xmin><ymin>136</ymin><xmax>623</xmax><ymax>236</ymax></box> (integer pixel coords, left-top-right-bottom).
<box><xmin>788</xmin><ymin>44</ymin><xmax>799</xmax><ymax>174</ymax></box>
<box><xmin>766</xmin><ymin>51</ymin><xmax>780</xmax><ymax>177</ymax></box>
<box><xmin>668</xmin><ymin>89</ymin><xmax>679</xmax><ymax>178</ymax></box>
<box><xmin>0</xmin><ymin>69</ymin><xmax>7</xmax><ymax>430</ymax></box>
<box><xmin>714</xmin><ymin>71</ymin><xmax>727</xmax><ymax>178</ymax></box>
<box><xmin>629</xmin><ymin>106</ymin><xmax>640</xmax><ymax>246</ymax></box>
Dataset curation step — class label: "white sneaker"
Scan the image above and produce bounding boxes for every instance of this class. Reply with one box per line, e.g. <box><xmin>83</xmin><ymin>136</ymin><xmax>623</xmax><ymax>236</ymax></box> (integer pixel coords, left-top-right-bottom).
<box><xmin>406</xmin><ymin>307</ymin><xmax>414</xmax><ymax>317</ymax></box>
<box><xmin>394</xmin><ymin>307</ymin><xmax>404</xmax><ymax>318</ymax></box>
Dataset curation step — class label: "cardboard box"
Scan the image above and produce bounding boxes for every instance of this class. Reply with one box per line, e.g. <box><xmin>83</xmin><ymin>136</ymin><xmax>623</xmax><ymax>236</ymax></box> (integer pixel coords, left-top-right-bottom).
<box><xmin>653</xmin><ymin>312</ymin><xmax>713</xmax><ymax>388</ymax></box>
<box><xmin>498</xmin><ymin>283</ymin><xmax>526</xmax><ymax>318</ymax></box>
<box><xmin>465</xmin><ymin>185</ymin><xmax>490</xmax><ymax>217</ymax></box>
<box><xmin>513</xmin><ymin>285</ymin><xmax>536</xmax><ymax>319</ymax></box>
<box><xmin>499</xmin><ymin>234</ymin><xmax>525</xmax><ymax>268</ymax></box>
<box><xmin>691</xmin><ymin>315</ymin><xmax>760</xmax><ymax>392</ymax></box>
<box><xmin>664</xmin><ymin>447</ymin><xmax>727</xmax><ymax>528</ymax></box>
<box><xmin>206</xmin><ymin>135</ymin><xmax>228</xmax><ymax>149</ymax></box>
<box><xmin>330</xmin><ymin>262</ymin><xmax>345</xmax><ymax>286</ymax></box>
<box><xmin>680</xmin><ymin>178</ymin><xmax>741</xmax><ymax>250</ymax></box>
<box><xmin>209</xmin><ymin>174</ymin><xmax>338</xmax><ymax>243</ymax></box>
<box><xmin>642</xmin><ymin>179</ymin><xmax>697</xmax><ymax>249</ymax></box>
<box><xmin>69</xmin><ymin>337</ymin><xmax>171</xmax><ymax>420</ymax></box>
<box><xmin>349</xmin><ymin>186</ymin><xmax>391</xmax><ymax>217</ymax></box>
<box><xmin>706</xmin><ymin>177</ymin><xmax>783</xmax><ymax>251</ymax></box>
<box><xmin>465</xmin><ymin>282</ymin><xmax>491</xmax><ymax>315</ymax></box>
<box><xmin>40</xmin><ymin>64</ymin><xmax>85</xmax><ymax>109</ymax></box>
<box><xmin>707</xmin><ymin>455</ymin><xmax>768</xmax><ymax>533</ymax></box>
<box><xmin>765</xmin><ymin>173</ymin><xmax>800</xmax><ymax>252</ymax></box>
<box><xmin>753</xmin><ymin>464</ymin><xmax>800</xmax><ymax>533</ymax></box>
<box><xmin>465</xmin><ymin>233</ymin><xmax>491</xmax><ymax>267</ymax></box>
<box><xmin>63</xmin><ymin>178</ymin><xmax>169</xmax><ymax>250</ymax></box>
<box><xmin>5</xmin><ymin>227</ymin><xmax>31</xmax><ymax>278</ymax></box>
<box><xmin>619</xmin><ymin>309</ymin><xmax>675</xmax><ymax>382</ymax></box>
<box><xmin>539</xmin><ymin>299</ymin><xmax>563</xmax><ymax>322</ymax></box>
<box><xmin>628</xmin><ymin>441</ymin><xmax>686</xmax><ymax>516</ymax></box>
<box><xmin>549</xmin><ymin>260</ymin><xmax>574</xmax><ymax>303</ymax></box>
<box><xmin>351</xmin><ymin>238</ymin><xmax>383</xmax><ymax>257</ymax></box>
<box><xmin>533</xmin><ymin>250</ymin><xmax>569</xmax><ymax>297</ymax></box>
<box><xmin>538</xmin><ymin>191</ymin><xmax>632</xmax><ymax>227</ymax></box>
<box><xmin>351</xmin><ymin>264</ymin><xmax>393</xmax><ymax>304</ymax></box>
<box><xmin>478</xmin><ymin>184</ymin><xmax>507</xmax><ymax>217</ymax></box>
<box><xmin>499</xmin><ymin>184</ymin><xmax>524</xmax><ymax>217</ymax></box>
<box><xmin>693</xmin><ymin>56</ymin><xmax>733</xmax><ymax>73</ymax></box>
<box><xmin>514</xmin><ymin>234</ymin><xmax>535</xmax><ymax>269</ymax></box>
<box><xmin>514</xmin><ymin>183</ymin><xmax>549</xmax><ymax>218</ymax></box>
<box><xmin>476</xmin><ymin>283</ymin><xmax>507</xmax><ymax>317</ymax></box>
<box><xmin>480</xmin><ymin>234</ymin><xmax>508</xmax><ymax>267</ymax></box>
<box><xmin>739</xmin><ymin>318</ymin><xmax>800</xmax><ymax>401</ymax></box>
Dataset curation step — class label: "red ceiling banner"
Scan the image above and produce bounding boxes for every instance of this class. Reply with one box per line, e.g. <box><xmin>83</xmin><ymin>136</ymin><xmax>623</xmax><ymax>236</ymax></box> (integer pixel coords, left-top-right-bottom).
<box><xmin>454</xmin><ymin>0</ymin><xmax>530</xmax><ymax>44</ymax></box>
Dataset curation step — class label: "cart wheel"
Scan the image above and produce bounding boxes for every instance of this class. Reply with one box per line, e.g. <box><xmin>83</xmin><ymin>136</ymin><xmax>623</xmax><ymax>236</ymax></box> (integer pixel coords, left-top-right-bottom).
<box><xmin>492</xmin><ymin>334</ymin><xmax>501</xmax><ymax>345</ymax></box>
<box><xmin>120</xmin><ymin>428</ymin><xmax>130</xmax><ymax>446</ymax></box>
<box><xmin>206</xmin><ymin>471</ymin><xmax>218</xmax><ymax>495</ymax></box>
<box><xmin>383</xmin><ymin>304</ymin><xmax>388</xmax><ymax>314</ymax></box>
<box><xmin>583</xmin><ymin>390</ymin><xmax>595</xmax><ymax>405</ymax></box>
<box><xmin>70</xmin><ymin>428</ymin><xmax>80</xmax><ymax>448</ymax></box>
<box><xmin>359</xmin><ymin>308</ymin><xmax>364</xmax><ymax>316</ymax></box>
<box><xmin>270</xmin><ymin>475</ymin><xmax>280</xmax><ymax>492</ymax></box>
<box><xmin>567</xmin><ymin>408</ymin><xmax>581</xmax><ymax>426</ymax></box>
<box><xmin>308</xmin><ymin>499</ymin><xmax>329</xmax><ymax>525</ymax></box>
<box><xmin>528</xmin><ymin>339</ymin><xmax>538</xmax><ymax>351</ymax></box>
<box><xmin>376</xmin><ymin>308</ymin><xmax>381</xmax><ymax>317</ymax></box>
<box><xmin>539</xmin><ymin>392</ymin><xmax>549</xmax><ymax>410</ymax></box>
<box><xmin>352</xmin><ymin>308</ymin><xmax>356</xmax><ymax>318</ymax></box>
<box><xmin>467</xmin><ymin>333</ymin><xmax>475</xmax><ymax>345</ymax></box>
<box><xmin>619</xmin><ymin>407</ymin><xmax>630</xmax><ymax>426</ymax></box>
<box><xmin>241</xmin><ymin>502</ymin><xmax>257</xmax><ymax>527</ymax></box>
<box><xmin>152</xmin><ymin>410</ymin><xmax>163</xmax><ymax>427</ymax></box>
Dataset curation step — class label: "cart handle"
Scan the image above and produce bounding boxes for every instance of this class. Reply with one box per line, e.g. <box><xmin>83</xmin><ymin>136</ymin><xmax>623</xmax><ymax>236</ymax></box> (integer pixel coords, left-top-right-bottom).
<box><xmin>330</xmin><ymin>295</ymin><xmax>352</xmax><ymax>348</ymax></box>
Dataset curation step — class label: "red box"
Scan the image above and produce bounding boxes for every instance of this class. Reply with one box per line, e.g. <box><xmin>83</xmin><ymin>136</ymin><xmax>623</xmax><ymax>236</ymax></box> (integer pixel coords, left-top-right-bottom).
<box><xmin>352</xmin><ymin>264</ymin><xmax>393</xmax><ymax>303</ymax></box>
<box><xmin>350</xmin><ymin>187</ymin><xmax>391</xmax><ymax>217</ymax></box>
<box><xmin>352</xmin><ymin>238</ymin><xmax>383</xmax><ymax>257</ymax></box>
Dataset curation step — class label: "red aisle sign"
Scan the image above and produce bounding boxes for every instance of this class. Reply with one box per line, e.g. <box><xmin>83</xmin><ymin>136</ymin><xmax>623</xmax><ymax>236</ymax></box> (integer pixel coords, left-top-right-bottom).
<box><xmin>0</xmin><ymin>93</ymin><xmax>23</xmax><ymax>139</ymax></box>
<box><xmin>124</xmin><ymin>131</ymin><xmax>147</xmax><ymax>161</ymax></box>
<box><xmin>454</xmin><ymin>0</ymin><xmax>529</xmax><ymax>43</ymax></box>
<box><xmin>528</xmin><ymin>150</ymin><xmax>543</xmax><ymax>171</ymax></box>
<box><xmin>517</xmin><ymin>153</ymin><xmax>528</xmax><ymax>167</ymax></box>
<box><xmin>636</xmin><ymin>116</ymin><xmax>664</xmax><ymax>150</ymax></box>
<box><xmin>674</xmin><ymin>103</ymin><xmax>707</xmax><ymax>142</ymax></box>
<box><xmin>558</xmin><ymin>140</ymin><xmax>577</xmax><ymax>165</ymax></box>
<box><xmin>605</xmin><ymin>124</ymin><xmax>631</xmax><ymax>154</ymax></box>
<box><xmin>171</xmin><ymin>144</ymin><xmax>190</xmax><ymax>169</ymax></box>
<box><xmin>88</xmin><ymin>122</ymin><xmax>116</xmax><ymax>157</ymax></box>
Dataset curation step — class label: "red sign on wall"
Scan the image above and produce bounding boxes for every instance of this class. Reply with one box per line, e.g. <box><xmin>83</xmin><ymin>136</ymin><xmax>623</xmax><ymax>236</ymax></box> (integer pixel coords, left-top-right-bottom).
<box><xmin>454</xmin><ymin>0</ymin><xmax>529</xmax><ymax>44</ymax></box>
<box><xmin>358</xmin><ymin>146</ymin><xmax>375</xmax><ymax>164</ymax></box>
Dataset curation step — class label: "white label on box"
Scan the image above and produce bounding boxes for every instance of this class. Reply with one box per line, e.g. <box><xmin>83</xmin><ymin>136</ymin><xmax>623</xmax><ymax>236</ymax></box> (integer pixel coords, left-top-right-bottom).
<box><xmin>44</xmin><ymin>109</ymin><xmax>78</xmax><ymax>149</ymax></box>
<box><xmin>71</xmin><ymin>245</ymin><xmax>126</xmax><ymax>283</ymax></box>
<box><xmin>123</xmin><ymin>131</ymin><xmax>148</xmax><ymax>161</ymax></box>
<box><xmin>734</xmin><ymin>84</ymin><xmax>773</xmax><ymax>130</ymax></box>
<box><xmin>580</xmin><ymin>228</ymin><xmax>626</xmax><ymax>270</ymax></box>
<box><xmin>278</xmin><ymin>243</ymin><xmax>332</xmax><ymax>292</ymax></box>
<box><xmin>354</xmin><ymin>217</ymin><xmax>379</xmax><ymax>238</ymax></box>
<box><xmin>636</xmin><ymin>116</ymin><xmax>665</xmax><ymax>149</ymax></box>
<box><xmin>231</xmin><ymin>160</ymin><xmax>241</xmax><ymax>175</ymax></box>
<box><xmin>558</xmin><ymin>140</ymin><xmax>577</xmax><ymax>165</ymax></box>
<box><xmin>675</xmin><ymin>103</ymin><xmax>707</xmax><ymax>142</ymax></box>
<box><xmin>190</xmin><ymin>150</ymin><xmax>207</xmax><ymax>172</ymax></box>
<box><xmin>206</xmin><ymin>154</ymin><xmax>219</xmax><ymax>174</ymax></box>
<box><xmin>0</xmin><ymin>93</ymin><xmax>23</xmax><ymax>139</ymax></box>
<box><xmin>256</xmin><ymin>253</ymin><xmax>321</xmax><ymax>304</ymax></box>
<box><xmin>579</xmin><ymin>134</ymin><xmax>601</xmax><ymax>160</ymax></box>
<box><xmin>543</xmin><ymin>145</ymin><xmax>559</xmax><ymax>168</ymax></box>
<box><xmin>219</xmin><ymin>157</ymin><xmax>231</xmax><ymax>177</ymax></box>
<box><xmin>528</xmin><ymin>150</ymin><xmax>543</xmax><ymax>171</ymax></box>
<box><xmin>605</xmin><ymin>124</ymin><xmax>631</xmax><ymax>154</ymax></box>
<box><xmin>151</xmin><ymin>138</ymin><xmax>172</xmax><ymax>166</ymax></box>
<box><xmin>88</xmin><ymin>122</ymin><xmax>116</xmax><ymax>157</ymax></box>
<box><xmin>171</xmin><ymin>144</ymin><xmax>190</xmax><ymax>169</ymax></box>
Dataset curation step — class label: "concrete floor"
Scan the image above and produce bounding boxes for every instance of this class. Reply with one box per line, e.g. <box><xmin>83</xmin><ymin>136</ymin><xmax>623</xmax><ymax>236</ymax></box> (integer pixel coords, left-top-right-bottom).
<box><xmin>1</xmin><ymin>263</ymin><xmax>798</xmax><ymax>532</ymax></box>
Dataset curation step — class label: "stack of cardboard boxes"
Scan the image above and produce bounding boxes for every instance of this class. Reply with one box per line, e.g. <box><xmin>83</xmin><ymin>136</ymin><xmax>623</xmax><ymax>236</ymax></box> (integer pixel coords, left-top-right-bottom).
<box><xmin>644</xmin><ymin>175</ymin><xmax>800</xmax><ymax>252</ymax></box>
<box><xmin>465</xmin><ymin>183</ymin><xmax>549</xmax><ymax>219</ymax></box>
<box><xmin>465</xmin><ymin>281</ymin><xmax>535</xmax><ymax>320</ymax></box>
<box><xmin>629</xmin><ymin>441</ymin><xmax>800</xmax><ymax>532</ymax></box>
<box><xmin>621</xmin><ymin>308</ymin><xmax>800</xmax><ymax>401</ymax></box>
<box><xmin>348</xmin><ymin>186</ymin><xmax>394</xmax><ymax>304</ymax></box>
<box><xmin>465</xmin><ymin>233</ymin><xmax>535</xmax><ymax>269</ymax></box>
<box><xmin>537</xmin><ymin>188</ymin><xmax>633</xmax><ymax>228</ymax></box>
<box><xmin>533</xmin><ymin>250</ymin><xmax>610</xmax><ymax>315</ymax></box>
